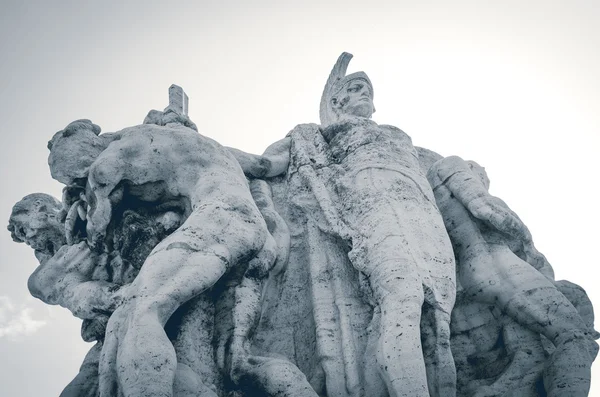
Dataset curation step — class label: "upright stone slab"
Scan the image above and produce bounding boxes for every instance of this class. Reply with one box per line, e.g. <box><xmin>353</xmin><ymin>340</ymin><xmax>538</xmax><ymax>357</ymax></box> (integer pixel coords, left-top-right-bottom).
<box><xmin>165</xmin><ymin>84</ymin><xmax>188</xmax><ymax>116</ymax></box>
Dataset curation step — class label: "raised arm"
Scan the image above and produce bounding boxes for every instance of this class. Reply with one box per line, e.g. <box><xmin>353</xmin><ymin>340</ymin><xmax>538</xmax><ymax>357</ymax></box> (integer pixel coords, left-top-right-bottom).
<box><xmin>227</xmin><ymin>137</ymin><xmax>291</xmax><ymax>178</ymax></box>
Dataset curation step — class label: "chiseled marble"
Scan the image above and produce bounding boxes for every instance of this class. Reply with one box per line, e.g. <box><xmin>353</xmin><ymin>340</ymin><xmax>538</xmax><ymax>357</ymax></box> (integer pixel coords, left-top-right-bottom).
<box><xmin>7</xmin><ymin>55</ymin><xmax>598</xmax><ymax>397</ymax></box>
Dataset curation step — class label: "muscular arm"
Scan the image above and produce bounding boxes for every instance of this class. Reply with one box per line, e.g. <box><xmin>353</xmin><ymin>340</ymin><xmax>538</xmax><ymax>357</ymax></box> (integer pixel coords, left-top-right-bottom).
<box><xmin>227</xmin><ymin>137</ymin><xmax>291</xmax><ymax>178</ymax></box>
<box><xmin>28</xmin><ymin>242</ymin><xmax>124</xmax><ymax>319</ymax></box>
<box><xmin>433</xmin><ymin>156</ymin><xmax>531</xmax><ymax>241</ymax></box>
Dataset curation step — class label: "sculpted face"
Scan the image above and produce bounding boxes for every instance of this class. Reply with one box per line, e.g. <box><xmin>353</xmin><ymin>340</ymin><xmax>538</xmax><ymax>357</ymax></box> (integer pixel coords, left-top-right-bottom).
<box><xmin>331</xmin><ymin>79</ymin><xmax>374</xmax><ymax>120</ymax></box>
<box><xmin>8</xmin><ymin>195</ymin><xmax>65</xmax><ymax>256</ymax></box>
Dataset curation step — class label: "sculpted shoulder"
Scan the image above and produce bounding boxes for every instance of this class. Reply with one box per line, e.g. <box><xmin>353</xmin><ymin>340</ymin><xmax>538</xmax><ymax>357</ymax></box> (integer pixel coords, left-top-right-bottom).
<box><xmin>379</xmin><ymin>123</ymin><xmax>409</xmax><ymax>136</ymax></box>
<box><xmin>101</xmin><ymin>124</ymin><xmax>234</xmax><ymax>167</ymax></box>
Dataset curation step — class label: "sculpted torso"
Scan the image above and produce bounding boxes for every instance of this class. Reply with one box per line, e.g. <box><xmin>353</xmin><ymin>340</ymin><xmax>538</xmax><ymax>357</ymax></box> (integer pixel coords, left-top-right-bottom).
<box><xmin>320</xmin><ymin>119</ymin><xmax>452</xmax><ymax>287</ymax></box>
<box><xmin>78</xmin><ymin>122</ymin><xmax>274</xmax><ymax>397</ymax></box>
<box><xmin>325</xmin><ymin>120</ymin><xmax>424</xmax><ymax>181</ymax></box>
<box><xmin>86</xmin><ymin>124</ymin><xmax>252</xmax><ymax>247</ymax></box>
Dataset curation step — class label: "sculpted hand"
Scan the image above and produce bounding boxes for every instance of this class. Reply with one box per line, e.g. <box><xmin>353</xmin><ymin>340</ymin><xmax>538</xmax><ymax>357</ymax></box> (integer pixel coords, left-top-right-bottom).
<box><xmin>467</xmin><ymin>196</ymin><xmax>531</xmax><ymax>242</ymax></box>
<box><xmin>86</xmin><ymin>206</ymin><xmax>110</xmax><ymax>252</ymax></box>
<box><xmin>52</xmin><ymin>241</ymin><xmax>106</xmax><ymax>276</ymax></box>
<box><xmin>86</xmin><ymin>226</ymin><xmax>105</xmax><ymax>253</ymax></box>
<box><xmin>227</xmin><ymin>147</ymin><xmax>271</xmax><ymax>178</ymax></box>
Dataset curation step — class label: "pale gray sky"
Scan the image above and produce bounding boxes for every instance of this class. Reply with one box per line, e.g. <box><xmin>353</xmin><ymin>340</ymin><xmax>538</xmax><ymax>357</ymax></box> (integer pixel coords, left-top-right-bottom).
<box><xmin>1</xmin><ymin>1</ymin><xmax>599</xmax><ymax>395</ymax></box>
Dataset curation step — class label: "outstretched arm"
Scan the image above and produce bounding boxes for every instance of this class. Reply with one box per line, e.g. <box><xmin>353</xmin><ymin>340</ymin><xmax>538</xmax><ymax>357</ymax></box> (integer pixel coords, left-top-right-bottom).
<box><xmin>227</xmin><ymin>137</ymin><xmax>291</xmax><ymax>178</ymax></box>
<box><xmin>433</xmin><ymin>156</ymin><xmax>531</xmax><ymax>242</ymax></box>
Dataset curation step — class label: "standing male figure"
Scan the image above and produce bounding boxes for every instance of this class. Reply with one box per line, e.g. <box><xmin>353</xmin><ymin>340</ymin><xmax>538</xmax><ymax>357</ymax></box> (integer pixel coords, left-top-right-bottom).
<box><xmin>427</xmin><ymin>155</ymin><xmax>598</xmax><ymax>396</ymax></box>
<box><xmin>234</xmin><ymin>53</ymin><xmax>457</xmax><ymax>397</ymax></box>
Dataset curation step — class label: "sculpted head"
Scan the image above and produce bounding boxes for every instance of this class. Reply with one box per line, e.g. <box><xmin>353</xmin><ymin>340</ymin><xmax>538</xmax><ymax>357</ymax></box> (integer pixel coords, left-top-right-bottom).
<box><xmin>320</xmin><ymin>53</ymin><xmax>375</xmax><ymax>127</ymax></box>
<box><xmin>330</xmin><ymin>78</ymin><xmax>374</xmax><ymax>121</ymax></box>
<box><xmin>48</xmin><ymin>119</ymin><xmax>106</xmax><ymax>186</ymax></box>
<box><xmin>8</xmin><ymin>193</ymin><xmax>65</xmax><ymax>257</ymax></box>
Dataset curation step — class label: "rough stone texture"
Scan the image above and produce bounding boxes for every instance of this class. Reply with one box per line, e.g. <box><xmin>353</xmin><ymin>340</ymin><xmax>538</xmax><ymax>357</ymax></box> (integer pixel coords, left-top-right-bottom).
<box><xmin>7</xmin><ymin>56</ymin><xmax>599</xmax><ymax>397</ymax></box>
<box><xmin>428</xmin><ymin>156</ymin><xmax>598</xmax><ymax>396</ymax></box>
<box><xmin>254</xmin><ymin>54</ymin><xmax>457</xmax><ymax>397</ymax></box>
<box><xmin>167</xmin><ymin>84</ymin><xmax>189</xmax><ymax>116</ymax></box>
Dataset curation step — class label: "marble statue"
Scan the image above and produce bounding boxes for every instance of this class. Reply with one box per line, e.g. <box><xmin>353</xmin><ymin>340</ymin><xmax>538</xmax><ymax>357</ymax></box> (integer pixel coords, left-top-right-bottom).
<box><xmin>23</xmin><ymin>89</ymin><xmax>315</xmax><ymax>397</ymax></box>
<box><xmin>428</xmin><ymin>156</ymin><xmax>598</xmax><ymax>396</ymax></box>
<box><xmin>8</xmin><ymin>192</ymin><xmax>125</xmax><ymax>397</ymax></box>
<box><xmin>7</xmin><ymin>56</ymin><xmax>598</xmax><ymax>397</ymax></box>
<box><xmin>235</xmin><ymin>52</ymin><xmax>456</xmax><ymax>397</ymax></box>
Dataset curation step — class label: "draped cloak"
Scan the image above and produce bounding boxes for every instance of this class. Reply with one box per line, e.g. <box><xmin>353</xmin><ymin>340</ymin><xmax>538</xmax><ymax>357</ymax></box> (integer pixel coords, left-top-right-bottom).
<box><xmin>253</xmin><ymin>122</ymin><xmax>452</xmax><ymax>397</ymax></box>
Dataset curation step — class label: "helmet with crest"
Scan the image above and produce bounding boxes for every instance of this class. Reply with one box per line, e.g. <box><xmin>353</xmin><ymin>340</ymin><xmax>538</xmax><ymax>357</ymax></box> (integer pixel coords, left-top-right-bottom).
<box><xmin>319</xmin><ymin>52</ymin><xmax>373</xmax><ymax>127</ymax></box>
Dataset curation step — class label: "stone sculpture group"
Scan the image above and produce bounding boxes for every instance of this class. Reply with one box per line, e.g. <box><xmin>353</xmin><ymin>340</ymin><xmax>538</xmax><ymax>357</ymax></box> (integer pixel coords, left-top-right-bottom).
<box><xmin>8</xmin><ymin>53</ymin><xmax>599</xmax><ymax>397</ymax></box>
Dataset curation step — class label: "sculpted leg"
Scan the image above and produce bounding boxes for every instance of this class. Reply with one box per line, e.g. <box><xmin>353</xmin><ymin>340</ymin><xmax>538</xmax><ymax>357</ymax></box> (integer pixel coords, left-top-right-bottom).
<box><xmin>60</xmin><ymin>342</ymin><xmax>102</xmax><ymax>397</ymax></box>
<box><xmin>503</xmin><ymin>287</ymin><xmax>596</xmax><ymax>397</ymax></box>
<box><xmin>224</xmin><ymin>236</ymin><xmax>318</xmax><ymax>397</ymax></box>
<box><xmin>368</xmin><ymin>255</ymin><xmax>428</xmax><ymax>397</ymax></box>
<box><xmin>99</xmin><ymin>308</ymin><xmax>123</xmax><ymax>397</ymax></box>
<box><xmin>124</xmin><ymin>249</ymin><xmax>226</xmax><ymax>397</ymax></box>
<box><xmin>99</xmin><ymin>245</ymin><xmax>228</xmax><ymax>397</ymax></box>
<box><xmin>363</xmin><ymin>307</ymin><xmax>387</xmax><ymax>397</ymax></box>
<box><xmin>471</xmin><ymin>321</ymin><xmax>545</xmax><ymax>397</ymax></box>
<box><xmin>100</xmin><ymin>200</ymin><xmax>266</xmax><ymax>397</ymax></box>
<box><xmin>421</xmin><ymin>303</ymin><xmax>455</xmax><ymax>397</ymax></box>
<box><xmin>479</xmin><ymin>252</ymin><xmax>596</xmax><ymax>397</ymax></box>
<box><xmin>378</xmin><ymin>291</ymin><xmax>428</xmax><ymax>397</ymax></box>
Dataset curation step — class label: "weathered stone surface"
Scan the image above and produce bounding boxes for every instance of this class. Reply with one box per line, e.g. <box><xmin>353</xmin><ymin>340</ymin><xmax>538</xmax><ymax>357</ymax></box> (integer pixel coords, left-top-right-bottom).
<box><xmin>7</xmin><ymin>56</ymin><xmax>598</xmax><ymax>397</ymax></box>
<box><xmin>167</xmin><ymin>84</ymin><xmax>189</xmax><ymax>116</ymax></box>
<box><xmin>428</xmin><ymin>155</ymin><xmax>598</xmax><ymax>396</ymax></box>
<box><xmin>246</xmin><ymin>53</ymin><xmax>457</xmax><ymax>397</ymax></box>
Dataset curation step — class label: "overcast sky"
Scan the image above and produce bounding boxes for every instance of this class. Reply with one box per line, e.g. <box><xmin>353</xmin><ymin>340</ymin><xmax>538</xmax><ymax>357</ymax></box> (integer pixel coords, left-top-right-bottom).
<box><xmin>1</xmin><ymin>0</ymin><xmax>599</xmax><ymax>396</ymax></box>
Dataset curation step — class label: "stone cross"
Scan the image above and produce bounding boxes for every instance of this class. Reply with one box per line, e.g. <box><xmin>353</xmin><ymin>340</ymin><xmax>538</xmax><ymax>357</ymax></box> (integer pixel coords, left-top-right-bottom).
<box><xmin>164</xmin><ymin>84</ymin><xmax>188</xmax><ymax>116</ymax></box>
